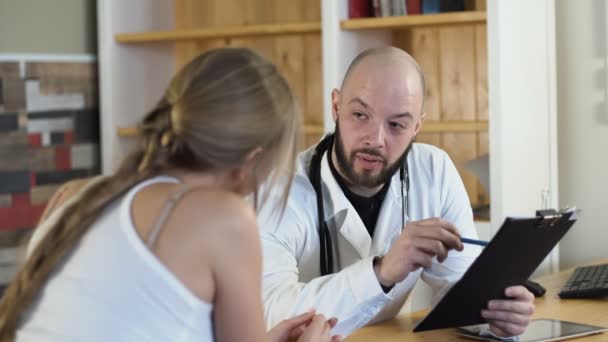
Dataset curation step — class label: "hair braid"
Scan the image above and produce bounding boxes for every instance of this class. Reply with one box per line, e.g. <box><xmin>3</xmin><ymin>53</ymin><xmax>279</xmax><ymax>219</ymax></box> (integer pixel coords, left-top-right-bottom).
<box><xmin>0</xmin><ymin>100</ymin><xmax>173</xmax><ymax>341</ymax></box>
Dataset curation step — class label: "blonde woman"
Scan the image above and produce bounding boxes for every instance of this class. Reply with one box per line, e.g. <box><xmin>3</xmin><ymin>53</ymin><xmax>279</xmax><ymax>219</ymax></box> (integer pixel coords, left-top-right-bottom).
<box><xmin>0</xmin><ymin>48</ymin><xmax>338</xmax><ymax>342</ymax></box>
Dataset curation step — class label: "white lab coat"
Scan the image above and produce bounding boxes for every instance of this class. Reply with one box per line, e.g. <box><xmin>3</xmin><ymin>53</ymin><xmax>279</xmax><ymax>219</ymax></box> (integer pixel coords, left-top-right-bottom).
<box><xmin>258</xmin><ymin>142</ymin><xmax>482</xmax><ymax>337</ymax></box>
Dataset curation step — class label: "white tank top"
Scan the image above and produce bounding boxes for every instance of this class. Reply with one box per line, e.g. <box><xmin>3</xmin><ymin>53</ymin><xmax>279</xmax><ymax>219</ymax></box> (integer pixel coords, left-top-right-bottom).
<box><xmin>17</xmin><ymin>176</ymin><xmax>214</xmax><ymax>341</ymax></box>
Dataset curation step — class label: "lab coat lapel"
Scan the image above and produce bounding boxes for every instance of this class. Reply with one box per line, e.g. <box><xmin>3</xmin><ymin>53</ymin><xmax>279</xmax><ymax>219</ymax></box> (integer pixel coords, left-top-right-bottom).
<box><xmin>370</xmin><ymin>172</ymin><xmax>407</xmax><ymax>256</ymax></box>
<box><xmin>320</xmin><ymin>152</ymin><xmax>372</xmax><ymax>259</ymax></box>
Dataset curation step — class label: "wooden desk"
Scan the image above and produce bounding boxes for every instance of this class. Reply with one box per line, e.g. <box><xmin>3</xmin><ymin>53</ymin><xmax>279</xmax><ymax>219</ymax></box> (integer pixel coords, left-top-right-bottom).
<box><xmin>346</xmin><ymin>259</ymin><xmax>608</xmax><ymax>341</ymax></box>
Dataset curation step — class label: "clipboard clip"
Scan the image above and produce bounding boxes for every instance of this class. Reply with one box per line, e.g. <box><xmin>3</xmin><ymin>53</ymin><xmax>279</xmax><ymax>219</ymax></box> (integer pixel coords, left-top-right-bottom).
<box><xmin>535</xmin><ymin>206</ymin><xmax>579</xmax><ymax>227</ymax></box>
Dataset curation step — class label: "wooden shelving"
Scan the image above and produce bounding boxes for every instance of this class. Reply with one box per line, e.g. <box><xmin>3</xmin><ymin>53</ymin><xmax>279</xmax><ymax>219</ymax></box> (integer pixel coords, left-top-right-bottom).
<box><xmin>116</xmin><ymin>127</ymin><xmax>139</xmax><ymax>137</ymax></box>
<box><xmin>115</xmin><ymin>22</ymin><xmax>321</xmax><ymax>44</ymax></box>
<box><xmin>107</xmin><ymin>0</ymin><xmax>489</xmax><ymax>209</ymax></box>
<box><xmin>304</xmin><ymin>121</ymin><xmax>488</xmax><ymax>134</ymax></box>
<box><xmin>115</xmin><ymin>12</ymin><xmax>486</xmax><ymax>43</ymax></box>
<box><xmin>421</xmin><ymin>120</ymin><xmax>488</xmax><ymax>133</ymax></box>
<box><xmin>117</xmin><ymin>122</ymin><xmax>326</xmax><ymax>137</ymax></box>
<box><xmin>341</xmin><ymin>11</ymin><xmax>486</xmax><ymax>31</ymax></box>
<box><xmin>303</xmin><ymin>121</ymin><xmax>488</xmax><ymax>134</ymax></box>
<box><xmin>303</xmin><ymin>125</ymin><xmax>324</xmax><ymax>136</ymax></box>
<box><xmin>117</xmin><ymin>120</ymin><xmax>487</xmax><ymax>138</ymax></box>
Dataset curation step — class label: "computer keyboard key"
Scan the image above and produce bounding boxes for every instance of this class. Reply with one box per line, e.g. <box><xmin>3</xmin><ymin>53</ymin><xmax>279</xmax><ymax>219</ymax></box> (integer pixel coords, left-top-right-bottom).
<box><xmin>559</xmin><ymin>263</ymin><xmax>608</xmax><ymax>299</ymax></box>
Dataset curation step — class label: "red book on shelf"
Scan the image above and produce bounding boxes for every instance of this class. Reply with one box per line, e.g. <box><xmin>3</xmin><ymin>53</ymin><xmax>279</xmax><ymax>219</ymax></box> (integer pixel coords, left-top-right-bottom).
<box><xmin>407</xmin><ymin>0</ymin><xmax>422</xmax><ymax>14</ymax></box>
<box><xmin>349</xmin><ymin>0</ymin><xmax>372</xmax><ymax>18</ymax></box>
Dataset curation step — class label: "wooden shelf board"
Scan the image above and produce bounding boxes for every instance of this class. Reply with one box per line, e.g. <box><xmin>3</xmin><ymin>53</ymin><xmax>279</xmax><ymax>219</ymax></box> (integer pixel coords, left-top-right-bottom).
<box><xmin>341</xmin><ymin>11</ymin><xmax>486</xmax><ymax>31</ymax></box>
<box><xmin>115</xmin><ymin>22</ymin><xmax>321</xmax><ymax>43</ymax></box>
<box><xmin>295</xmin><ymin>121</ymin><xmax>488</xmax><ymax>135</ymax></box>
<box><xmin>118</xmin><ymin>123</ymin><xmax>325</xmax><ymax>137</ymax></box>
<box><xmin>303</xmin><ymin>124</ymin><xmax>324</xmax><ymax>135</ymax></box>
<box><xmin>117</xmin><ymin>126</ymin><xmax>138</xmax><ymax>137</ymax></box>
<box><xmin>118</xmin><ymin>120</ymin><xmax>486</xmax><ymax>138</ymax></box>
<box><xmin>422</xmin><ymin>120</ymin><xmax>488</xmax><ymax>133</ymax></box>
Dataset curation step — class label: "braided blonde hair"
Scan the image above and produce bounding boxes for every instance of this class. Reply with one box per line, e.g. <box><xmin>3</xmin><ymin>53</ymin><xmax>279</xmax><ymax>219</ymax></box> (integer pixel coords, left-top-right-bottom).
<box><xmin>0</xmin><ymin>48</ymin><xmax>299</xmax><ymax>340</ymax></box>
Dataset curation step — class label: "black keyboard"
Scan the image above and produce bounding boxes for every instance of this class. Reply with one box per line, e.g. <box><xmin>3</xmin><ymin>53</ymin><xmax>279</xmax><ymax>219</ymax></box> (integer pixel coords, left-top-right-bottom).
<box><xmin>559</xmin><ymin>263</ymin><xmax>608</xmax><ymax>299</ymax></box>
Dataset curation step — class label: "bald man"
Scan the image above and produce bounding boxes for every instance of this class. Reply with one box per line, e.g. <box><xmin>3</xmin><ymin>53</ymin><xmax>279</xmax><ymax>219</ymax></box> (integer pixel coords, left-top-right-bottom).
<box><xmin>258</xmin><ymin>47</ymin><xmax>534</xmax><ymax>337</ymax></box>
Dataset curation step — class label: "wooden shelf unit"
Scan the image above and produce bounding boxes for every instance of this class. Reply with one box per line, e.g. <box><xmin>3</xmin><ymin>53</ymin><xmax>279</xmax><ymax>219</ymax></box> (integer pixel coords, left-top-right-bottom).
<box><xmin>115</xmin><ymin>21</ymin><xmax>321</xmax><ymax>43</ymax></box>
<box><xmin>116</xmin><ymin>127</ymin><xmax>138</xmax><ymax>137</ymax></box>
<box><xmin>341</xmin><ymin>11</ymin><xmax>486</xmax><ymax>31</ymax></box>
<box><xmin>99</xmin><ymin>0</ymin><xmax>563</xmax><ymax>275</ymax></box>
<box><xmin>117</xmin><ymin>120</ymin><xmax>488</xmax><ymax>139</ymax></box>
<box><xmin>300</xmin><ymin>121</ymin><xmax>490</xmax><ymax>135</ymax></box>
<box><xmin>421</xmin><ymin>120</ymin><xmax>488</xmax><ymax>133</ymax></box>
<box><xmin>117</xmin><ymin>123</ymin><xmax>327</xmax><ymax>138</ymax></box>
<box><xmin>104</xmin><ymin>1</ymin><xmax>490</xmax><ymax>209</ymax></box>
<box><xmin>116</xmin><ymin>12</ymin><xmax>486</xmax><ymax>44</ymax></box>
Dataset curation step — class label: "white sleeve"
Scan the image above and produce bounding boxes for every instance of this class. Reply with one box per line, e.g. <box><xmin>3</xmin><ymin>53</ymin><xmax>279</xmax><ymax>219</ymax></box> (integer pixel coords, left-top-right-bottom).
<box><xmin>259</xmin><ymin>204</ymin><xmax>393</xmax><ymax>337</ymax></box>
<box><xmin>421</xmin><ymin>151</ymin><xmax>483</xmax><ymax>304</ymax></box>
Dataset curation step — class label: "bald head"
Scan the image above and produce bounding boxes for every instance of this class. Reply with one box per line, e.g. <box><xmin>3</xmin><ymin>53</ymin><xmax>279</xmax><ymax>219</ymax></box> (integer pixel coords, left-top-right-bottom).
<box><xmin>329</xmin><ymin>47</ymin><xmax>428</xmax><ymax>194</ymax></box>
<box><xmin>340</xmin><ymin>46</ymin><xmax>425</xmax><ymax>109</ymax></box>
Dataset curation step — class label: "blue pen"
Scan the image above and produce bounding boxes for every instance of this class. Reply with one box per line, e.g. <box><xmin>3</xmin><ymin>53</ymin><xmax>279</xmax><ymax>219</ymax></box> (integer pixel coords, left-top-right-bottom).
<box><xmin>460</xmin><ymin>237</ymin><xmax>489</xmax><ymax>247</ymax></box>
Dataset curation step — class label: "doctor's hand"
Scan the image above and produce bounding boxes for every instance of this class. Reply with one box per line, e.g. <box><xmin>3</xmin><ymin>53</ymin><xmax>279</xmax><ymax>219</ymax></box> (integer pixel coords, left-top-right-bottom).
<box><xmin>268</xmin><ymin>311</ymin><xmax>342</xmax><ymax>342</ymax></box>
<box><xmin>482</xmin><ymin>285</ymin><xmax>535</xmax><ymax>337</ymax></box>
<box><xmin>373</xmin><ymin>218</ymin><xmax>463</xmax><ymax>288</ymax></box>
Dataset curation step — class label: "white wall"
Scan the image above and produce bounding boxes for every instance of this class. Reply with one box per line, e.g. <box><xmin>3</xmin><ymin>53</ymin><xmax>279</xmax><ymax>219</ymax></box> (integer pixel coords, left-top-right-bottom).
<box><xmin>0</xmin><ymin>0</ymin><xmax>97</xmax><ymax>54</ymax></box>
<box><xmin>97</xmin><ymin>0</ymin><xmax>175</xmax><ymax>173</ymax></box>
<box><xmin>487</xmin><ymin>0</ymin><xmax>560</xmax><ymax>275</ymax></box>
<box><xmin>556</xmin><ymin>0</ymin><xmax>608</xmax><ymax>269</ymax></box>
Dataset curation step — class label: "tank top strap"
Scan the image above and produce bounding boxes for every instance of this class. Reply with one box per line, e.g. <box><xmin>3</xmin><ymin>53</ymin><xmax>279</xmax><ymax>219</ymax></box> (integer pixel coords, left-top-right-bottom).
<box><xmin>146</xmin><ymin>185</ymin><xmax>198</xmax><ymax>248</ymax></box>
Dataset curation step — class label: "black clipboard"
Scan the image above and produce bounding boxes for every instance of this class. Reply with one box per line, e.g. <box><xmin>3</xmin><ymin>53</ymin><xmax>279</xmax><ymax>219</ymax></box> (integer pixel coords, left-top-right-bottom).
<box><xmin>413</xmin><ymin>209</ymin><xmax>578</xmax><ymax>332</ymax></box>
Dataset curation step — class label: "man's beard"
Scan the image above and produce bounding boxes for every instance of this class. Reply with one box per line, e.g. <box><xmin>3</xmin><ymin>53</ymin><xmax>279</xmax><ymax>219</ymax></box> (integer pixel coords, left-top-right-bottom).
<box><xmin>333</xmin><ymin>122</ymin><xmax>409</xmax><ymax>188</ymax></box>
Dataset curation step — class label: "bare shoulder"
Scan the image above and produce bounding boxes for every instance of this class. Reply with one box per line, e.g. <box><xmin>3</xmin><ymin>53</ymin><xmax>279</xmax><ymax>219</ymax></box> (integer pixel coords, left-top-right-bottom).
<box><xmin>179</xmin><ymin>188</ymin><xmax>258</xmax><ymax>236</ymax></box>
<box><xmin>165</xmin><ymin>188</ymin><xmax>262</xmax><ymax>272</ymax></box>
<box><xmin>39</xmin><ymin>177</ymin><xmax>98</xmax><ymax>223</ymax></box>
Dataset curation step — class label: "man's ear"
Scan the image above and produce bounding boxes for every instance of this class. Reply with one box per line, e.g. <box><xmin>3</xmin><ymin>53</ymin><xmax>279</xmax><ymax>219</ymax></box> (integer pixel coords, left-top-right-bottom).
<box><xmin>413</xmin><ymin>112</ymin><xmax>426</xmax><ymax>136</ymax></box>
<box><xmin>331</xmin><ymin>88</ymin><xmax>341</xmax><ymax>122</ymax></box>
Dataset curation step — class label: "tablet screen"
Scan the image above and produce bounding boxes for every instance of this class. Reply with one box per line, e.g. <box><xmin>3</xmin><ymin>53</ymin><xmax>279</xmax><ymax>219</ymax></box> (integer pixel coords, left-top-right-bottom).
<box><xmin>457</xmin><ymin>319</ymin><xmax>608</xmax><ymax>342</ymax></box>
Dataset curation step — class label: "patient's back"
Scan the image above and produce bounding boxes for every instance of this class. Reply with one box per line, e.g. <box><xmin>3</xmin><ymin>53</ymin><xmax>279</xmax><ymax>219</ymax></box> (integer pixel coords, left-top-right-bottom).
<box><xmin>17</xmin><ymin>176</ymin><xmax>214</xmax><ymax>341</ymax></box>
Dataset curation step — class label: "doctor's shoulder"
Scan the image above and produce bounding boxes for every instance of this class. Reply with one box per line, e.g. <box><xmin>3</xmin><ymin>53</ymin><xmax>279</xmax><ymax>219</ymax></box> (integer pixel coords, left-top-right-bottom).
<box><xmin>256</xmin><ymin>159</ymin><xmax>318</xmax><ymax>237</ymax></box>
<box><xmin>273</xmin><ymin>146</ymin><xmax>319</xmax><ymax>211</ymax></box>
<box><xmin>409</xmin><ymin>143</ymin><xmax>454</xmax><ymax>176</ymax></box>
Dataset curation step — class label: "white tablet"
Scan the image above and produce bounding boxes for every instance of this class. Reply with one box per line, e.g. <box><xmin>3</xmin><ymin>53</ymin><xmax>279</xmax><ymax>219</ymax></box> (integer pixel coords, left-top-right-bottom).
<box><xmin>456</xmin><ymin>319</ymin><xmax>608</xmax><ymax>342</ymax></box>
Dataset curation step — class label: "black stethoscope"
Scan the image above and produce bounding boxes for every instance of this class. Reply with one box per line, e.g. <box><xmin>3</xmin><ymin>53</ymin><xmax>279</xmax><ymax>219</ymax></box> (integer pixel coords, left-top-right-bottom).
<box><xmin>308</xmin><ymin>133</ymin><xmax>410</xmax><ymax>276</ymax></box>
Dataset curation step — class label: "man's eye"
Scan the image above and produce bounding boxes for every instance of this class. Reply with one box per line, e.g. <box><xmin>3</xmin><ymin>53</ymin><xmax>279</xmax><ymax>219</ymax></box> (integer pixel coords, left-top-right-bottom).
<box><xmin>353</xmin><ymin>112</ymin><xmax>366</xmax><ymax>120</ymax></box>
<box><xmin>389</xmin><ymin>121</ymin><xmax>406</xmax><ymax>129</ymax></box>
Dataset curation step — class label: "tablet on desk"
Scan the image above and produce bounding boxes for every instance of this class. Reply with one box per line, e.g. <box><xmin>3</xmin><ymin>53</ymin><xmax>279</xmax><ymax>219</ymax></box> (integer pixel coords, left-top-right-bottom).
<box><xmin>456</xmin><ymin>319</ymin><xmax>608</xmax><ymax>342</ymax></box>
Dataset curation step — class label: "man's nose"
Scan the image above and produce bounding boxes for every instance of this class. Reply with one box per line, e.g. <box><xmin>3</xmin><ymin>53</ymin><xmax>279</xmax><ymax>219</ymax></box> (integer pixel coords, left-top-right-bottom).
<box><xmin>364</xmin><ymin>124</ymin><xmax>385</xmax><ymax>148</ymax></box>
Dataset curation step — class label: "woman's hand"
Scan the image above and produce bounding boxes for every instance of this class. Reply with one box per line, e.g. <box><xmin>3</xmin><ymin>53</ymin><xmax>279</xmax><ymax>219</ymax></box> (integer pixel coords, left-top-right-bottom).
<box><xmin>268</xmin><ymin>311</ymin><xmax>341</xmax><ymax>342</ymax></box>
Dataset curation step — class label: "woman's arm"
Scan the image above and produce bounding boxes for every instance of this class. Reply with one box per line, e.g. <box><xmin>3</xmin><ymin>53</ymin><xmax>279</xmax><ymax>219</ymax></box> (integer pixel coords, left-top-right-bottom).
<box><xmin>208</xmin><ymin>194</ymin><xmax>268</xmax><ymax>341</ymax></box>
<box><xmin>156</xmin><ymin>188</ymin><xmax>336</xmax><ymax>342</ymax></box>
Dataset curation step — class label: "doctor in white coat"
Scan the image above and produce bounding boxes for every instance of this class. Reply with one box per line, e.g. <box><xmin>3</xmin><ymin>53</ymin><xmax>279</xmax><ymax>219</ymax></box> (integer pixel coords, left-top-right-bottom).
<box><xmin>258</xmin><ymin>47</ymin><xmax>535</xmax><ymax>338</ymax></box>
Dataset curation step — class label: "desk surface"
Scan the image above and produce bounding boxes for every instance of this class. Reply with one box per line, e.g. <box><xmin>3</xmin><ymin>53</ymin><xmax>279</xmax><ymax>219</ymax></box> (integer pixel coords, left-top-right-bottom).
<box><xmin>346</xmin><ymin>259</ymin><xmax>608</xmax><ymax>341</ymax></box>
